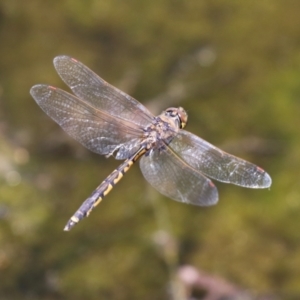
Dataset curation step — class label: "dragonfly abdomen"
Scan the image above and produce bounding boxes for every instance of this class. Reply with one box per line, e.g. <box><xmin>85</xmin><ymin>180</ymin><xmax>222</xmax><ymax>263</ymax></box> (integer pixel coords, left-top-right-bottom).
<box><xmin>64</xmin><ymin>147</ymin><xmax>146</xmax><ymax>231</ymax></box>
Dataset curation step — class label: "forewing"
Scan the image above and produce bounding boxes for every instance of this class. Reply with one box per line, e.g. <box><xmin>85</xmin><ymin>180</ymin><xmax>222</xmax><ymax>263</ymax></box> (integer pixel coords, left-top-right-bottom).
<box><xmin>169</xmin><ymin>130</ymin><xmax>272</xmax><ymax>188</ymax></box>
<box><xmin>30</xmin><ymin>85</ymin><xmax>143</xmax><ymax>159</ymax></box>
<box><xmin>139</xmin><ymin>145</ymin><xmax>218</xmax><ymax>206</ymax></box>
<box><xmin>53</xmin><ymin>56</ymin><xmax>153</xmax><ymax>128</ymax></box>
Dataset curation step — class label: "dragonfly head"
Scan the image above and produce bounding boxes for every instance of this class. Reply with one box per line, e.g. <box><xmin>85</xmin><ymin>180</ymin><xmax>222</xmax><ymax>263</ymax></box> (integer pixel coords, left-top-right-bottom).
<box><xmin>164</xmin><ymin>107</ymin><xmax>188</xmax><ymax>129</ymax></box>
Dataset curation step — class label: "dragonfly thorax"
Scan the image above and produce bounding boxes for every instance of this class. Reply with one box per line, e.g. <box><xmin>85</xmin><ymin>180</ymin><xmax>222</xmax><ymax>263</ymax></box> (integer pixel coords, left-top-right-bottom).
<box><xmin>142</xmin><ymin>107</ymin><xmax>187</xmax><ymax>152</ymax></box>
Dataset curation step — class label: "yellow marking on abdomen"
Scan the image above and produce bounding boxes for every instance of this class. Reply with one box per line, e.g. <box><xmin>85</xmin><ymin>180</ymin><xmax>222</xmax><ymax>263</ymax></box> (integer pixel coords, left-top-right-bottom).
<box><xmin>122</xmin><ymin>161</ymin><xmax>134</xmax><ymax>173</ymax></box>
<box><xmin>103</xmin><ymin>183</ymin><xmax>113</xmax><ymax>196</ymax></box>
<box><xmin>113</xmin><ymin>171</ymin><xmax>124</xmax><ymax>184</ymax></box>
<box><xmin>93</xmin><ymin>196</ymin><xmax>103</xmax><ymax>208</ymax></box>
<box><xmin>70</xmin><ymin>216</ymin><xmax>79</xmax><ymax>223</ymax></box>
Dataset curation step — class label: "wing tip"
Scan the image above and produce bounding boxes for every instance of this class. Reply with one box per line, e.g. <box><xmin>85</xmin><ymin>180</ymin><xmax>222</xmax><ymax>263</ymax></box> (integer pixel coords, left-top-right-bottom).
<box><xmin>261</xmin><ymin>172</ymin><xmax>272</xmax><ymax>188</ymax></box>
<box><xmin>30</xmin><ymin>84</ymin><xmax>47</xmax><ymax>98</ymax></box>
<box><xmin>255</xmin><ymin>166</ymin><xmax>272</xmax><ymax>188</ymax></box>
<box><xmin>207</xmin><ymin>181</ymin><xmax>219</xmax><ymax>205</ymax></box>
<box><xmin>197</xmin><ymin>180</ymin><xmax>219</xmax><ymax>206</ymax></box>
<box><xmin>29</xmin><ymin>85</ymin><xmax>37</xmax><ymax>97</ymax></box>
<box><xmin>53</xmin><ymin>55</ymin><xmax>73</xmax><ymax>68</ymax></box>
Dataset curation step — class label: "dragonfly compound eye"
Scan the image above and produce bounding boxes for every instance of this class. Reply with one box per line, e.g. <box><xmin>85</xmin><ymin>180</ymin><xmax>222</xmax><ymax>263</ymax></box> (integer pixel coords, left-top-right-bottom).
<box><xmin>177</xmin><ymin>107</ymin><xmax>188</xmax><ymax>129</ymax></box>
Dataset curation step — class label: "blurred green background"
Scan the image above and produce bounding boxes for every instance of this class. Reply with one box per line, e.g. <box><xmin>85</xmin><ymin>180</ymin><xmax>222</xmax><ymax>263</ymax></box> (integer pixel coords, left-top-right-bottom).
<box><xmin>0</xmin><ymin>0</ymin><xmax>299</xmax><ymax>299</ymax></box>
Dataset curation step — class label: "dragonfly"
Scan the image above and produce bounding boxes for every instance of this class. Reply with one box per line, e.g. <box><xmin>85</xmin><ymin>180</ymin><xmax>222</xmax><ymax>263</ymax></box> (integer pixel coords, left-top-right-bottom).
<box><xmin>30</xmin><ymin>56</ymin><xmax>272</xmax><ymax>231</ymax></box>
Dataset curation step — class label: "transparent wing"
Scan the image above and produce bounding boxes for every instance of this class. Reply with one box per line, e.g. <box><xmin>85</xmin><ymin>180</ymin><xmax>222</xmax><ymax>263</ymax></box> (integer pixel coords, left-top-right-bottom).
<box><xmin>169</xmin><ymin>130</ymin><xmax>272</xmax><ymax>188</ymax></box>
<box><xmin>30</xmin><ymin>85</ymin><xmax>144</xmax><ymax>159</ymax></box>
<box><xmin>139</xmin><ymin>145</ymin><xmax>218</xmax><ymax>206</ymax></box>
<box><xmin>53</xmin><ymin>56</ymin><xmax>154</xmax><ymax>128</ymax></box>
